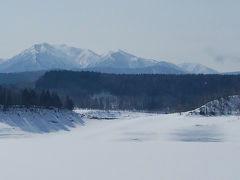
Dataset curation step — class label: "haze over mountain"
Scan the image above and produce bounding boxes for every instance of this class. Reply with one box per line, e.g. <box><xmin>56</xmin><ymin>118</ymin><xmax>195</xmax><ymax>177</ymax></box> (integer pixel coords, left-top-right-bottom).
<box><xmin>222</xmin><ymin>71</ymin><xmax>240</xmax><ymax>75</ymax></box>
<box><xmin>0</xmin><ymin>43</ymin><xmax>218</xmax><ymax>74</ymax></box>
<box><xmin>179</xmin><ymin>63</ymin><xmax>218</xmax><ymax>74</ymax></box>
<box><xmin>0</xmin><ymin>58</ymin><xmax>6</xmax><ymax>64</ymax></box>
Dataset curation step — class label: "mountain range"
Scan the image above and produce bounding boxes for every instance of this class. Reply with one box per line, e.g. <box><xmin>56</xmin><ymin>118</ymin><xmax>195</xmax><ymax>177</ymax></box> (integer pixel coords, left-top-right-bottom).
<box><xmin>0</xmin><ymin>43</ymin><xmax>218</xmax><ymax>74</ymax></box>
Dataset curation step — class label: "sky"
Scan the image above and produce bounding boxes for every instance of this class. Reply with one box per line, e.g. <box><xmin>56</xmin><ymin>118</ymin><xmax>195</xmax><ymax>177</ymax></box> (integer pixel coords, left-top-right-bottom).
<box><xmin>0</xmin><ymin>0</ymin><xmax>239</xmax><ymax>72</ymax></box>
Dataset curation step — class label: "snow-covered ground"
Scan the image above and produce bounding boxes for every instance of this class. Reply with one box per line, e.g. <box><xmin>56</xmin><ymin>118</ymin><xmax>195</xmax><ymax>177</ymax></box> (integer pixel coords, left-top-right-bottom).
<box><xmin>0</xmin><ymin>109</ymin><xmax>239</xmax><ymax>180</ymax></box>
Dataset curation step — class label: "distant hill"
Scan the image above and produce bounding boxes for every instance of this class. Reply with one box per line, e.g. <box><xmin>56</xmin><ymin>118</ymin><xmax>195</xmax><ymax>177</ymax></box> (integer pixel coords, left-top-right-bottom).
<box><xmin>0</xmin><ymin>71</ymin><xmax>45</xmax><ymax>85</ymax></box>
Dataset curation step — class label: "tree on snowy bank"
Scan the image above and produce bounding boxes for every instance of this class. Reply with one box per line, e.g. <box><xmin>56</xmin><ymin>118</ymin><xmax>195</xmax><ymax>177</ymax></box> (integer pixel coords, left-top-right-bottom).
<box><xmin>0</xmin><ymin>86</ymin><xmax>74</xmax><ymax>110</ymax></box>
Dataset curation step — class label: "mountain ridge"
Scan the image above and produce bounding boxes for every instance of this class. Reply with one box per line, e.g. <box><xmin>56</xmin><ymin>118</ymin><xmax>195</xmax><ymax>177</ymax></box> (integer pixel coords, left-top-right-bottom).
<box><xmin>0</xmin><ymin>43</ymin><xmax>218</xmax><ymax>74</ymax></box>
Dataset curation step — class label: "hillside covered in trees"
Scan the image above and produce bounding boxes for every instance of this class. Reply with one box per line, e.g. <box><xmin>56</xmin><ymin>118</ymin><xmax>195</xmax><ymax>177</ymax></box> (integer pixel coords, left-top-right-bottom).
<box><xmin>36</xmin><ymin>71</ymin><xmax>240</xmax><ymax>112</ymax></box>
<box><xmin>0</xmin><ymin>71</ymin><xmax>45</xmax><ymax>85</ymax></box>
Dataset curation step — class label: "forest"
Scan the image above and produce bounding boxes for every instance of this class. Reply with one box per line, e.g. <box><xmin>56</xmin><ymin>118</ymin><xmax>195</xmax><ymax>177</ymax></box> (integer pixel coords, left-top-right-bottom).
<box><xmin>35</xmin><ymin>70</ymin><xmax>240</xmax><ymax>112</ymax></box>
<box><xmin>0</xmin><ymin>86</ymin><xmax>74</xmax><ymax>110</ymax></box>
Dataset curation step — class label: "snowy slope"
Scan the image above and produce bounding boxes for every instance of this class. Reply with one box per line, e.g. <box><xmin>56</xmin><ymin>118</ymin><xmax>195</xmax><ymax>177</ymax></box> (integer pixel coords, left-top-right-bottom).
<box><xmin>94</xmin><ymin>50</ymin><xmax>159</xmax><ymax>68</ymax></box>
<box><xmin>178</xmin><ymin>63</ymin><xmax>218</xmax><ymax>74</ymax></box>
<box><xmin>0</xmin><ymin>107</ymin><xmax>83</xmax><ymax>135</ymax></box>
<box><xmin>84</xmin><ymin>63</ymin><xmax>187</xmax><ymax>74</ymax></box>
<box><xmin>95</xmin><ymin>50</ymin><xmax>186</xmax><ymax>73</ymax></box>
<box><xmin>189</xmin><ymin>95</ymin><xmax>240</xmax><ymax>116</ymax></box>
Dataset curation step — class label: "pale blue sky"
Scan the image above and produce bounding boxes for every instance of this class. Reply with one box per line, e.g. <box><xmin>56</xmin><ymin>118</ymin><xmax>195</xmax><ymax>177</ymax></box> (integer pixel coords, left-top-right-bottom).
<box><xmin>0</xmin><ymin>0</ymin><xmax>240</xmax><ymax>72</ymax></box>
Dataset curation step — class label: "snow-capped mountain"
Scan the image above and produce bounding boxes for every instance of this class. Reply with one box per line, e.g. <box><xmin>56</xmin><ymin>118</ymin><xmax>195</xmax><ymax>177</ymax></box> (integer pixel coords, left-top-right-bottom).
<box><xmin>0</xmin><ymin>43</ymin><xmax>218</xmax><ymax>74</ymax></box>
<box><xmin>0</xmin><ymin>43</ymin><xmax>101</xmax><ymax>73</ymax></box>
<box><xmin>178</xmin><ymin>63</ymin><xmax>218</xmax><ymax>74</ymax></box>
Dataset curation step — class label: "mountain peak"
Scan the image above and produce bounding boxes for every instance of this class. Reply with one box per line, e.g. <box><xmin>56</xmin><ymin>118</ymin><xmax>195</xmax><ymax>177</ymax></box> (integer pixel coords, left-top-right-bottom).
<box><xmin>21</xmin><ymin>43</ymin><xmax>54</xmax><ymax>56</ymax></box>
<box><xmin>33</xmin><ymin>43</ymin><xmax>51</xmax><ymax>53</ymax></box>
<box><xmin>106</xmin><ymin>49</ymin><xmax>136</xmax><ymax>57</ymax></box>
<box><xmin>116</xmin><ymin>49</ymin><xmax>133</xmax><ymax>55</ymax></box>
<box><xmin>0</xmin><ymin>43</ymin><xmax>101</xmax><ymax>73</ymax></box>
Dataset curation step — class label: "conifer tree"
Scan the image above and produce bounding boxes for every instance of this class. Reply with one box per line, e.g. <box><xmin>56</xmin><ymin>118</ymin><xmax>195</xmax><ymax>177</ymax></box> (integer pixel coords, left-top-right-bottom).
<box><xmin>64</xmin><ymin>96</ymin><xmax>74</xmax><ymax>110</ymax></box>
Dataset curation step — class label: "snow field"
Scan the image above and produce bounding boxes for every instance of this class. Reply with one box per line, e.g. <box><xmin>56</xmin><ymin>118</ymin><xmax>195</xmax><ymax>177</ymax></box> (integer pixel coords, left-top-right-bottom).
<box><xmin>0</xmin><ymin>109</ymin><xmax>239</xmax><ymax>180</ymax></box>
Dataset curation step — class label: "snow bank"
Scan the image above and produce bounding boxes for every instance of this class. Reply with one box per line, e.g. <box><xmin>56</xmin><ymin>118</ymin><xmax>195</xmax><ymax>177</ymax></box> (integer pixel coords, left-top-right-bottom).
<box><xmin>189</xmin><ymin>95</ymin><xmax>240</xmax><ymax>116</ymax></box>
<box><xmin>0</xmin><ymin>107</ymin><xmax>84</xmax><ymax>134</ymax></box>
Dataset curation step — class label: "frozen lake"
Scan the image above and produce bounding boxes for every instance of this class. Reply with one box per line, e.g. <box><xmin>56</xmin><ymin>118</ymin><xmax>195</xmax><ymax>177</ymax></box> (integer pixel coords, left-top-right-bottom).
<box><xmin>0</xmin><ymin>109</ymin><xmax>239</xmax><ymax>180</ymax></box>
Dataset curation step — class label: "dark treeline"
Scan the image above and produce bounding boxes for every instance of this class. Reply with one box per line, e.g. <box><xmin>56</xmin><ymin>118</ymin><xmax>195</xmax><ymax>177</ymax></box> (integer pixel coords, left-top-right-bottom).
<box><xmin>0</xmin><ymin>86</ymin><xmax>74</xmax><ymax>110</ymax></box>
<box><xmin>35</xmin><ymin>71</ymin><xmax>240</xmax><ymax>112</ymax></box>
